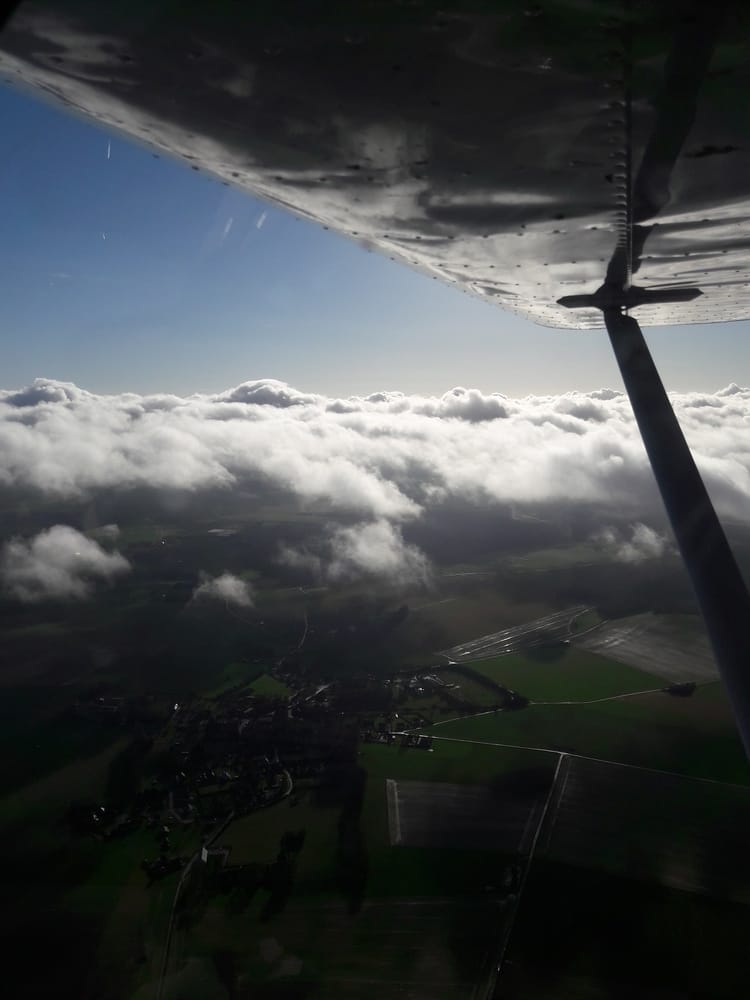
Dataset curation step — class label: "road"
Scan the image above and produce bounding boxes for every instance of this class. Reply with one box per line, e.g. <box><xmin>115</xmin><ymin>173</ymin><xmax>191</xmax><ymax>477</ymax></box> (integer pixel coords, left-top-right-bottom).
<box><xmin>295</xmin><ymin>605</ymin><xmax>309</xmax><ymax>651</ymax></box>
<box><xmin>155</xmin><ymin>767</ymin><xmax>294</xmax><ymax>998</ymax></box>
<box><xmin>156</xmin><ymin>810</ymin><xmax>235</xmax><ymax>1000</ymax></box>
<box><xmin>421</xmin><ymin>684</ymin><xmax>667</xmax><ymax>730</ymax></box>
<box><xmin>402</xmin><ymin>732</ymin><xmax>749</xmax><ymax>789</ymax></box>
<box><xmin>530</xmin><ymin>686</ymin><xmax>666</xmax><ymax>706</ymax></box>
<box><xmin>477</xmin><ymin>753</ymin><xmax>565</xmax><ymax>1000</ymax></box>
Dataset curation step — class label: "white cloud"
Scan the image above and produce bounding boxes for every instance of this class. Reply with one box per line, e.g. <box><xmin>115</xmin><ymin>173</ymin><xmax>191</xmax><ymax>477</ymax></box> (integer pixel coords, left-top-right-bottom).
<box><xmin>277</xmin><ymin>544</ymin><xmax>323</xmax><ymax>580</ymax></box>
<box><xmin>0</xmin><ymin>525</ymin><xmax>130</xmax><ymax>602</ymax></box>
<box><xmin>1</xmin><ymin>378</ymin><xmax>750</xmax><ymax>527</ymax></box>
<box><xmin>192</xmin><ymin>571</ymin><xmax>254</xmax><ymax>607</ymax></box>
<box><xmin>595</xmin><ymin>522</ymin><xmax>672</xmax><ymax>564</ymax></box>
<box><xmin>280</xmin><ymin>519</ymin><xmax>430</xmax><ymax>585</ymax></box>
<box><xmin>328</xmin><ymin>520</ymin><xmax>430</xmax><ymax>584</ymax></box>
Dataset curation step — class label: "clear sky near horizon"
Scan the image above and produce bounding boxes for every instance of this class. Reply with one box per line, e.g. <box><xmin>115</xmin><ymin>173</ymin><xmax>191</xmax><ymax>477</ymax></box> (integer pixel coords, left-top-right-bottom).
<box><xmin>1</xmin><ymin>80</ymin><xmax>748</xmax><ymax>399</ymax></box>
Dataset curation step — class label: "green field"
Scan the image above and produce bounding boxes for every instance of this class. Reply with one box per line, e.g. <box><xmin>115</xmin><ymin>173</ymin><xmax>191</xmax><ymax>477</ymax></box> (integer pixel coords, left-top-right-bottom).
<box><xmin>361</xmin><ymin>741</ymin><xmax>553</xmax><ymax>896</ymax></box>
<box><xmin>0</xmin><ymin>722</ymin><xmax>212</xmax><ymax>1000</ymax></box>
<box><xmin>570</xmin><ymin>608</ymin><xmax>603</xmax><ymax>633</ymax></box>
<box><xmin>167</xmin><ymin>738</ymin><xmax>549</xmax><ymax>997</ymax></box>
<box><xmin>181</xmin><ymin>892</ymin><xmax>503</xmax><ymax>999</ymax></box>
<box><xmin>0</xmin><ymin>738</ymin><xmax>192</xmax><ymax>999</ymax></box>
<box><xmin>204</xmin><ymin>666</ymin><xmax>290</xmax><ymax>700</ymax></box>
<box><xmin>227</xmin><ymin>799</ymin><xmax>339</xmax><ymax>893</ymax></box>
<box><xmin>0</xmin><ymin>685</ymin><xmax>121</xmax><ymax>795</ymax></box>
<box><xmin>467</xmin><ymin>646</ymin><xmax>662</xmax><ymax>703</ymax></box>
<box><xmin>425</xmin><ymin>684</ymin><xmax>748</xmax><ymax>784</ymax></box>
<box><xmin>4</xmin><ymin>501</ymin><xmax>748</xmax><ymax>998</ymax></box>
<box><xmin>437</xmin><ymin>668</ymin><xmax>503</xmax><ymax>707</ymax></box>
<box><xmin>203</xmin><ymin>661</ymin><xmax>261</xmax><ymax>698</ymax></box>
<box><xmin>504</xmin><ymin>861</ymin><xmax>750</xmax><ymax>999</ymax></box>
<box><xmin>3</xmin><ymin>620</ymin><xmax>71</xmax><ymax>638</ymax></box>
<box><xmin>505</xmin><ymin>541</ymin><xmax>608</xmax><ymax>572</ymax></box>
<box><xmin>109</xmin><ymin>523</ymin><xmax>185</xmax><ymax>547</ymax></box>
<box><xmin>225</xmin><ymin>739</ymin><xmax>544</xmax><ymax>897</ymax></box>
<box><xmin>362</xmin><ymin>738</ymin><xmax>544</xmax><ymax>787</ymax></box>
<box><xmin>249</xmin><ymin>673</ymin><xmax>291</xmax><ymax>698</ymax></box>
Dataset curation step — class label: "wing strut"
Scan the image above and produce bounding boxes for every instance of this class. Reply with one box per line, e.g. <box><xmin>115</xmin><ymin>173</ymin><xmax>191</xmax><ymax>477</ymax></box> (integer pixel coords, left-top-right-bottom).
<box><xmin>559</xmin><ymin>2</ymin><xmax>750</xmax><ymax>757</ymax></box>
<box><xmin>560</xmin><ymin>287</ymin><xmax>750</xmax><ymax>758</ymax></box>
<box><xmin>605</xmin><ymin>306</ymin><xmax>750</xmax><ymax>755</ymax></box>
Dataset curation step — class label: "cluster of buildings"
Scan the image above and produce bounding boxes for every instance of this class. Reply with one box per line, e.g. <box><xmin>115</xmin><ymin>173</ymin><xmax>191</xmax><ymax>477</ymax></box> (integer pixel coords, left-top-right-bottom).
<box><xmin>68</xmin><ymin>669</ymin><xmax>368</xmax><ymax>870</ymax></box>
<box><xmin>69</xmin><ymin>655</ymin><xmax>530</xmax><ymax>881</ymax></box>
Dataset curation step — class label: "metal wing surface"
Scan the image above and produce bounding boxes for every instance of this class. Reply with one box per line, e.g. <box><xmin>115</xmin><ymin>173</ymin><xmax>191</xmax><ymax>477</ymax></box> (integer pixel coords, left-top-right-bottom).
<box><xmin>1</xmin><ymin>1</ymin><xmax>749</xmax><ymax>330</ymax></box>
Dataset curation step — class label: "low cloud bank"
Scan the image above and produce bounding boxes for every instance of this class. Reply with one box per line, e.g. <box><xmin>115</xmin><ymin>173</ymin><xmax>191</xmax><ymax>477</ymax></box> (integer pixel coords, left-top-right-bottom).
<box><xmin>0</xmin><ymin>524</ymin><xmax>130</xmax><ymax>602</ymax></box>
<box><xmin>1</xmin><ymin>378</ymin><xmax>749</xmax><ymax>586</ymax></box>
<box><xmin>2</xmin><ymin>378</ymin><xmax>749</xmax><ymax>521</ymax></box>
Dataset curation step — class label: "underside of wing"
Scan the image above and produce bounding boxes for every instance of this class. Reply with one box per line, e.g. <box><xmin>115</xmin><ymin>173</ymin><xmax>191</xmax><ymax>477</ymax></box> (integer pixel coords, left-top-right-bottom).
<box><xmin>1</xmin><ymin>1</ymin><xmax>749</xmax><ymax>329</ymax></box>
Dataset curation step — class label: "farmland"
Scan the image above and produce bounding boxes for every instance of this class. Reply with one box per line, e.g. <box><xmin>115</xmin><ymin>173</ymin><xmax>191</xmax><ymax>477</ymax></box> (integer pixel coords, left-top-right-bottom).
<box><xmin>424</xmin><ymin>683</ymin><xmax>748</xmax><ymax>784</ymax></box>
<box><xmin>0</xmin><ymin>683</ymin><xmax>120</xmax><ymax>795</ymax></box>
<box><xmin>462</xmin><ymin>645</ymin><xmax>663</xmax><ymax>703</ymax></box>
<box><xmin>498</xmin><ymin>725</ymin><xmax>750</xmax><ymax>997</ymax></box>
<box><xmin>2</xmin><ymin>494</ymin><xmax>750</xmax><ymax>998</ymax></box>
<box><xmin>165</xmin><ymin>739</ymin><xmax>553</xmax><ymax>998</ymax></box>
<box><xmin>386</xmin><ymin>779</ymin><xmax>545</xmax><ymax>852</ymax></box>
<box><xmin>538</xmin><ymin>755</ymin><xmax>750</xmax><ymax>902</ymax></box>
<box><xmin>179</xmin><ymin>895</ymin><xmax>503</xmax><ymax>999</ymax></box>
<box><xmin>250</xmin><ymin>673</ymin><xmax>292</xmax><ymax>698</ymax></box>
<box><xmin>0</xmin><ymin>738</ymin><xmax>191</xmax><ymax>1000</ymax></box>
<box><xmin>502</xmin><ymin>862</ymin><xmax>750</xmax><ymax>999</ymax></box>
<box><xmin>576</xmin><ymin>611</ymin><xmax>717</xmax><ymax>682</ymax></box>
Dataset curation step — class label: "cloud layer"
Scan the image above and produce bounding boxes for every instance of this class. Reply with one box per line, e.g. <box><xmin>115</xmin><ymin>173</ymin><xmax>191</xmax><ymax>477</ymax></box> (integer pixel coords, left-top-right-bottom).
<box><xmin>596</xmin><ymin>522</ymin><xmax>672</xmax><ymax>564</ymax></box>
<box><xmin>193</xmin><ymin>571</ymin><xmax>254</xmax><ymax>608</ymax></box>
<box><xmin>1</xmin><ymin>377</ymin><xmax>750</xmax><ymax>527</ymax></box>
<box><xmin>0</xmin><ymin>525</ymin><xmax>130</xmax><ymax>602</ymax></box>
<box><xmin>280</xmin><ymin>519</ymin><xmax>430</xmax><ymax>585</ymax></box>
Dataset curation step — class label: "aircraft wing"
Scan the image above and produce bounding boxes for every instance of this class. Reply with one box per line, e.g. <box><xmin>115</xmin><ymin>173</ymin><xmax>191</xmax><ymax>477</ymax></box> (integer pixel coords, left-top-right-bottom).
<box><xmin>1</xmin><ymin>1</ymin><xmax>749</xmax><ymax>330</ymax></box>
<box><xmin>4</xmin><ymin>1</ymin><xmax>750</xmax><ymax>754</ymax></box>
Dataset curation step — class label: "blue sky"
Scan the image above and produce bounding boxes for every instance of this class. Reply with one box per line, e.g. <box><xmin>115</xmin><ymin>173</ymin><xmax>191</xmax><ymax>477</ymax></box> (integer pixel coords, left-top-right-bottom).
<box><xmin>1</xmin><ymin>81</ymin><xmax>747</xmax><ymax>398</ymax></box>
